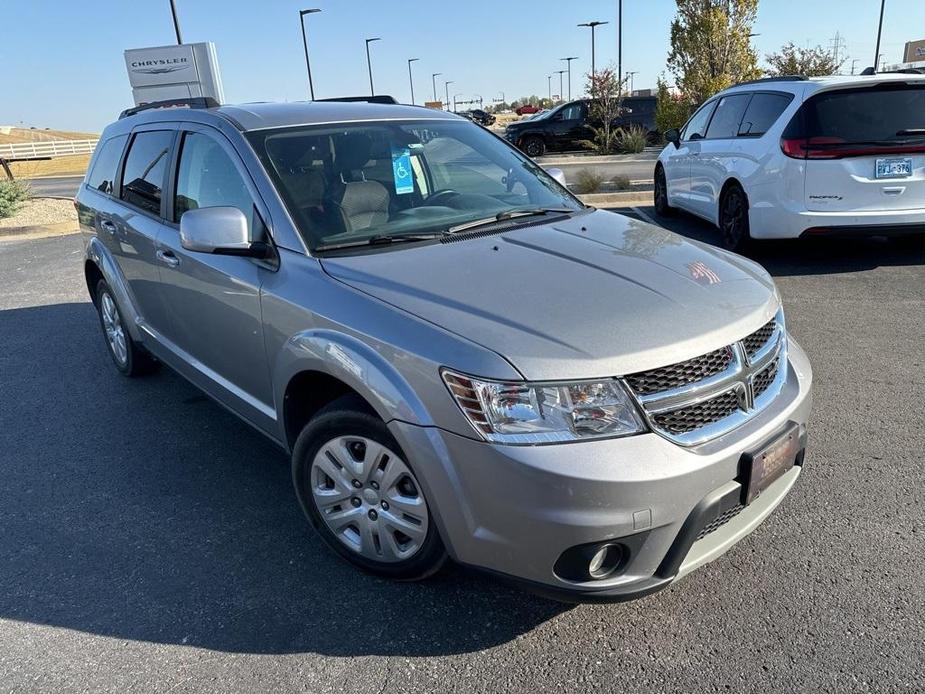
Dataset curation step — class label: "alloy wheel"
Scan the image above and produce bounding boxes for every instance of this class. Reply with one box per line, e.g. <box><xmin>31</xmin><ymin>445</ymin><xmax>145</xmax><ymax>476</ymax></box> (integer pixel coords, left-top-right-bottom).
<box><xmin>721</xmin><ymin>188</ymin><xmax>747</xmax><ymax>250</ymax></box>
<box><xmin>100</xmin><ymin>292</ymin><xmax>128</xmax><ymax>366</ymax></box>
<box><xmin>310</xmin><ymin>436</ymin><xmax>429</xmax><ymax>563</ymax></box>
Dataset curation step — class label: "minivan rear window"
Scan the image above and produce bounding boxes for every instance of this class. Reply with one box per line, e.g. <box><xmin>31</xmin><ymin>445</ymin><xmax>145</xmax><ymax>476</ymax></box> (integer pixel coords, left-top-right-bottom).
<box><xmin>797</xmin><ymin>84</ymin><xmax>925</xmax><ymax>143</ymax></box>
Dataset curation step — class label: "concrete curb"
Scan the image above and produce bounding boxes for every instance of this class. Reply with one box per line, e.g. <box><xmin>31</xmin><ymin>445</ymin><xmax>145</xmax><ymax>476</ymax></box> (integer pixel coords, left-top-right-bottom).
<box><xmin>0</xmin><ymin>220</ymin><xmax>79</xmax><ymax>239</ymax></box>
<box><xmin>576</xmin><ymin>191</ymin><xmax>653</xmax><ymax>207</ymax></box>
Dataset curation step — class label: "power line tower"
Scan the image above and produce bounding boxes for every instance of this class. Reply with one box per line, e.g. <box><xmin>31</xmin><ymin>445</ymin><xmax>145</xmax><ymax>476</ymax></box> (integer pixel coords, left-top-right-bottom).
<box><xmin>829</xmin><ymin>31</ymin><xmax>847</xmax><ymax>71</ymax></box>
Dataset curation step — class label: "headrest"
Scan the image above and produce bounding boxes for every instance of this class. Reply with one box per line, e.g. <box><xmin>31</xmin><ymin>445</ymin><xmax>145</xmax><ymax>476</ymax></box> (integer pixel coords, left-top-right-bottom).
<box><xmin>334</xmin><ymin>133</ymin><xmax>374</xmax><ymax>173</ymax></box>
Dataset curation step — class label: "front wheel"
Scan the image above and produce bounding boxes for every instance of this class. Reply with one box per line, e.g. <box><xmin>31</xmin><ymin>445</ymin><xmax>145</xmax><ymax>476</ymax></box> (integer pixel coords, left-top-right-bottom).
<box><xmin>291</xmin><ymin>395</ymin><xmax>447</xmax><ymax>580</ymax></box>
<box><xmin>719</xmin><ymin>185</ymin><xmax>752</xmax><ymax>253</ymax></box>
<box><xmin>522</xmin><ymin>136</ymin><xmax>545</xmax><ymax>158</ymax></box>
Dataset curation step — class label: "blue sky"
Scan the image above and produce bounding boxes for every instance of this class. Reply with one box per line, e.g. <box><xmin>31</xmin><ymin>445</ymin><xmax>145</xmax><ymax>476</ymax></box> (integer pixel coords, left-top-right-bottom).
<box><xmin>2</xmin><ymin>0</ymin><xmax>921</xmax><ymax>132</ymax></box>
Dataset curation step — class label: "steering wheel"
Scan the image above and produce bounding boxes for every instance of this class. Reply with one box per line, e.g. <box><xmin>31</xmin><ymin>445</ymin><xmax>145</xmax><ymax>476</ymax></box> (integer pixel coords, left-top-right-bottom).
<box><xmin>426</xmin><ymin>189</ymin><xmax>459</xmax><ymax>206</ymax></box>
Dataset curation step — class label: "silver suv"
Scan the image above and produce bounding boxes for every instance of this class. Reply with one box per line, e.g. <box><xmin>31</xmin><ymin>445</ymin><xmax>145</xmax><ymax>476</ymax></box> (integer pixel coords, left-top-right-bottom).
<box><xmin>77</xmin><ymin>98</ymin><xmax>813</xmax><ymax>601</ymax></box>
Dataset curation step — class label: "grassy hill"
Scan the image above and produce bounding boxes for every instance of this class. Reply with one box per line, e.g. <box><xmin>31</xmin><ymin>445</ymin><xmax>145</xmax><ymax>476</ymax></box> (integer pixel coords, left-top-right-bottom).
<box><xmin>0</xmin><ymin>128</ymin><xmax>98</xmax><ymax>145</ymax></box>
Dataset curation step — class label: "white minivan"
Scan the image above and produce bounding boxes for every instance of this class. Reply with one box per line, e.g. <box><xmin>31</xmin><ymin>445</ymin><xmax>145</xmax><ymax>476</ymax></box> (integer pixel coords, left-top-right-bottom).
<box><xmin>655</xmin><ymin>73</ymin><xmax>925</xmax><ymax>250</ymax></box>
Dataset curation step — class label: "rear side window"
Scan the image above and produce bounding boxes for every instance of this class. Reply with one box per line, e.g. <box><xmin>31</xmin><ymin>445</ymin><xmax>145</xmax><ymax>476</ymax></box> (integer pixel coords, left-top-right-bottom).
<box><xmin>705</xmin><ymin>94</ymin><xmax>751</xmax><ymax>139</ymax></box>
<box><xmin>738</xmin><ymin>93</ymin><xmax>792</xmax><ymax>136</ymax></box>
<box><xmin>174</xmin><ymin>132</ymin><xmax>255</xmax><ymax>231</ymax></box>
<box><xmin>797</xmin><ymin>85</ymin><xmax>925</xmax><ymax>142</ymax></box>
<box><xmin>120</xmin><ymin>130</ymin><xmax>173</xmax><ymax>215</ymax></box>
<box><xmin>86</xmin><ymin>135</ymin><xmax>127</xmax><ymax>195</ymax></box>
<box><xmin>682</xmin><ymin>101</ymin><xmax>717</xmax><ymax>140</ymax></box>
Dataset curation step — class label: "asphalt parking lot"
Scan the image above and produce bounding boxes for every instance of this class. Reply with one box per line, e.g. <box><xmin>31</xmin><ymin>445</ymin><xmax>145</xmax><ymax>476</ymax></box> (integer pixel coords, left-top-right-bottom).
<box><xmin>1</xmin><ymin>219</ymin><xmax>923</xmax><ymax>693</ymax></box>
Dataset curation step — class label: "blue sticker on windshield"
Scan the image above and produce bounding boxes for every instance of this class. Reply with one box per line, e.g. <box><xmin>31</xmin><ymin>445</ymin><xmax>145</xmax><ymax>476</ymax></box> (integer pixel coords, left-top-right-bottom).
<box><xmin>392</xmin><ymin>147</ymin><xmax>414</xmax><ymax>195</ymax></box>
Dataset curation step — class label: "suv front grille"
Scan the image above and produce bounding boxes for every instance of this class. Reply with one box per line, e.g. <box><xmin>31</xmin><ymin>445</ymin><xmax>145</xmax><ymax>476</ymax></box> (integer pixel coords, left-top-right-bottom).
<box><xmin>623</xmin><ymin>311</ymin><xmax>786</xmax><ymax>446</ymax></box>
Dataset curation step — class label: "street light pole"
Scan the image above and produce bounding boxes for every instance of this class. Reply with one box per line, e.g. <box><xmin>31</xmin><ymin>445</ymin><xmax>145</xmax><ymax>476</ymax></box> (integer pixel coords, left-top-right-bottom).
<box><xmin>578</xmin><ymin>21</ymin><xmax>608</xmax><ymax>78</ymax></box>
<box><xmin>407</xmin><ymin>58</ymin><xmax>419</xmax><ymax>105</ymax></box>
<box><xmin>617</xmin><ymin>0</ymin><xmax>623</xmax><ymax>87</ymax></box>
<box><xmin>555</xmin><ymin>70</ymin><xmax>566</xmax><ymax>103</ymax></box>
<box><xmin>873</xmin><ymin>0</ymin><xmax>886</xmax><ymax>73</ymax></box>
<box><xmin>444</xmin><ymin>80</ymin><xmax>454</xmax><ymax>111</ymax></box>
<box><xmin>365</xmin><ymin>37</ymin><xmax>381</xmax><ymax>96</ymax></box>
<box><xmin>547</xmin><ymin>75</ymin><xmax>552</xmax><ymax>102</ymax></box>
<box><xmin>431</xmin><ymin>73</ymin><xmax>442</xmax><ymax>103</ymax></box>
<box><xmin>561</xmin><ymin>57</ymin><xmax>578</xmax><ymax>101</ymax></box>
<box><xmin>169</xmin><ymin>0</ymin><xmax>183</xmax><ymax>44</ymax></box>
<box><xmin>299</xmin><ymin>8</ymin><xmax>321</xmax><ymax>100</ymax></box>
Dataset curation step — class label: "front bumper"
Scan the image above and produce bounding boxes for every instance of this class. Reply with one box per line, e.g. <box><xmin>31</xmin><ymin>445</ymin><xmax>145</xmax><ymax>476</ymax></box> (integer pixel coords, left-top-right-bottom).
<box><xmin>388</xmin><ymin>337</ymin><xmax>813</xmax><ymax>601</ymax></box>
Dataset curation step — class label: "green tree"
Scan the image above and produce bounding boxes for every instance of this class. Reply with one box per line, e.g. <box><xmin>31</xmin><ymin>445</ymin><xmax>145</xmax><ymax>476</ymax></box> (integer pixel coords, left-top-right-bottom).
<box><xmin>765</xmin><ymin>42</ymin><xmax>843</xmax><ymax>77</ymax></box>
<box><xmin>586</xmin><ymin>67</ymin><xmax>626</xmax><ymax>154</ymax></box>
<box><xmin>667</xmin><ymin>0</ymin><xmax>762</xmax><ymax>106</ymax></box>
<box><xmin>654</xmin><ymin>76</ymin><xmax>691</xmax><ymax>134</ymax></box>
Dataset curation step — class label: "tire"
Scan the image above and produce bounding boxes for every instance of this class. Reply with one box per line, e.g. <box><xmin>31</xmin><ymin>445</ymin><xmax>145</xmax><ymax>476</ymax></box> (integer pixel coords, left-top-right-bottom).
<box><xmin>522</xmin><ymin>136</ymin><xmax>545</xmax><ymax>158</ymax></box>
<box><xmin>94</xmin><ymin>279</ymin><xmax>158</xmax><ymax>377</ymax></box>
<box><xmin>291</xmin><ymin>394</ymin><xmax>447</xmax><ymax>581</ymax></box>
<box><xmin>654</xmin><ymin>166</ymin><xmax>675</xmax><ymax>217</ymax></box>
<box><xmin>718</xmin><ymin>184</ymin><xmax>752</xmax><ymax>253</ymax></box>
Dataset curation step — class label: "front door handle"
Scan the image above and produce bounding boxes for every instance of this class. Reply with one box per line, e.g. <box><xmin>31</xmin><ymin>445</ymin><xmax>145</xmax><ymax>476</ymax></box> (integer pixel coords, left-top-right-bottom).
<box><xmin>156</xmin><ymin>249</ymin><xmax>180</xmax><ymax>268</ymax></box>
<box><xmin>99</xmin><ymin>219</ymin><xmax>117</xmax><ymax>234</ymax></box>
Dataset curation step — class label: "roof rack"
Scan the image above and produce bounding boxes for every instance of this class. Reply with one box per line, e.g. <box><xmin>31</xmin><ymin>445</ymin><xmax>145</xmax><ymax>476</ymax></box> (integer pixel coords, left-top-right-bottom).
<box><xmin>315</xmin><ymin>95</ymin><xmax>400</xmax><ymax>105</ymax></box>
<box><xmin>119</xmin><ymin>96</ymin><xmax>220</xmax><ymax>120</ymax></box>
<box><xmin>736</xmin><ymin>75</ymin><xmax>808</xmax><ymax>86</ymax></box>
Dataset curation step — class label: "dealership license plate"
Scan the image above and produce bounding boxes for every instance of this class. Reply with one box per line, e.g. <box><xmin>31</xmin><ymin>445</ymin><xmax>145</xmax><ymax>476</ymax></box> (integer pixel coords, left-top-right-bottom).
<box><xmin>875</xmin><ymin>158</ymin><xmax>913</xmax><ymax>179</ymax></box>
<box><xmin>741</xmin><ymin>424</ymin><xmax>801</xmax><ymax>505</ymax></box>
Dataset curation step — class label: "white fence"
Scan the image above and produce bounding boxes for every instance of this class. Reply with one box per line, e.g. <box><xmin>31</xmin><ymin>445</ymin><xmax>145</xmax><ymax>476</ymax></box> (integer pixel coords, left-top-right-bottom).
<box><xmin>0</xmin><ymin>139</ymin><xmax>99</xmax><ymax>161</ymax></box>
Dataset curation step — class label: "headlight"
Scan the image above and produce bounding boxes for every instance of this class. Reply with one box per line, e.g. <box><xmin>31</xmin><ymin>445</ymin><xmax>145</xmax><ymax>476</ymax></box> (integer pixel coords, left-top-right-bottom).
<box><xmin>442</xmin><ymin>370</ymin><xmax>646</xmax><ymax>444</ymax></box>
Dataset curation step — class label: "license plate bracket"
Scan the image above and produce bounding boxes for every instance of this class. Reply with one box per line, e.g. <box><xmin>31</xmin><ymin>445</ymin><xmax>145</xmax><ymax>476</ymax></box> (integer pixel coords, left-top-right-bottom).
<box><xmin>875</xmin><ymin>157</ymin><xmax>913</xmax><ymax>179</ymax></box>
<box><xmin>739</xmin><ymin>423</ymin><xmax>801</xmax><ymax>505</ymax></box>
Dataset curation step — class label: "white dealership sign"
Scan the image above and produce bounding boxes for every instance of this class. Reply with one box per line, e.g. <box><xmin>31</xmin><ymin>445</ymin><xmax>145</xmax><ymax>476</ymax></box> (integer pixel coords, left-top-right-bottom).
<box><xmin>124</xmin><ymin>42</ymin><xmax>225</xmax><ymax>106</ymax></box>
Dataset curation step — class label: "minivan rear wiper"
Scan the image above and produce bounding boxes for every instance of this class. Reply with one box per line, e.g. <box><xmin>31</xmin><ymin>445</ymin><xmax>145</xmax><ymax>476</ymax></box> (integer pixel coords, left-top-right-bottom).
<box><xmin>896</xmin><ymin>129</ymin><xmax>925</xmax><ymax>136</ymax></box>
<box><xmin>446</xmin><ymin>207</ymin><xmax>574</xmax><ymax>234</ymax></box>
<box><xmin>315</xmin><ymin>233</ymin><xmax>444</xmax><ymax>252</ymax></box>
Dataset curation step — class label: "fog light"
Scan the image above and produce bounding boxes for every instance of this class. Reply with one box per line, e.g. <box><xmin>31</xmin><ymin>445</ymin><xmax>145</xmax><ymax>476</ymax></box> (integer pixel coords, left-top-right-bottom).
<box><xmin>588</xmin><ymin>544</ymin><xmax>624</xmax><ymax>579</ymax></box>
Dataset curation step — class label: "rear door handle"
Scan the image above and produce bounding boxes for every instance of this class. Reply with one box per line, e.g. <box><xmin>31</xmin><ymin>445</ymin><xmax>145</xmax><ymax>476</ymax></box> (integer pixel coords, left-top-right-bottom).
<box><xmin>156</xmin><ymin>249</ymin><xmax>180</xmax><ymax>268</ymax></box>
<box><xmin>99</xmin><ymin>220</ymin><xmax>116</xmax><ymax>234</ymax></box>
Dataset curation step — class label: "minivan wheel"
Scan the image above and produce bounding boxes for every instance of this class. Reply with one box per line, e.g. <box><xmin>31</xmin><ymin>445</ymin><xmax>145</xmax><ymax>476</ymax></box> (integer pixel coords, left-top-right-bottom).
<box><xmin>291</xmin><ymin>395</ymin><xmax>447</xmax><ymax>580</ymax></box>
<box><xmin>522</xmin><ymin>136</ymin><xmax>545</xmax><ymax>158</ymax></box>
<box><xmin>94</xmin><ymin>279</ymin><xmax>158</xmax><ymax>376</ymax></box>
<box><xmin>654</xmin><ymin>166</ymin><xmax>674</xmax><ymax>216</ymax></box>
<box><xmin>719</xmin><ymin>185</ymin><xmax>751</xmax><ymax>252</ymax></box>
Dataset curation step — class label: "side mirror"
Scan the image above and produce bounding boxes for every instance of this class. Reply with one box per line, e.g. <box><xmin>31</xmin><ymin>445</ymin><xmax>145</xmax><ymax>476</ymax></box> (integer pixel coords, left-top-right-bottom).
<box><xmin>546</xmin><ymin>167</ymin><xmax>568</xmax><ymax>188</ymax></box>
<box><xmin>664</xmin><ymin>128</ymin><xmax>681</xmax><ymax>147</ymax></box>
<box><xmin>180</xmin><ymin>207</ymin><xmax>269</xmax><ymax>258</ymax></box>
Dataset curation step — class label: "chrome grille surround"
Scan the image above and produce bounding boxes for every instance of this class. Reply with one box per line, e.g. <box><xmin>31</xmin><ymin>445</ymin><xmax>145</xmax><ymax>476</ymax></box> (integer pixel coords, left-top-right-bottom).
<box><xmin>623</xmin><ymin>310</ymin><xmax>787</xmax><ymax>446</ymax></box>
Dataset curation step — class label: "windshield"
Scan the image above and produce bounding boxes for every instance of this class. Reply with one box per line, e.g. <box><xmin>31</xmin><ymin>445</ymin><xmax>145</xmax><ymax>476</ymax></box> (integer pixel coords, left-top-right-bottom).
<box><xmin>248</xmin><ymin>119</ymin><xmax>582</xmax><ymax>251</ymax></box>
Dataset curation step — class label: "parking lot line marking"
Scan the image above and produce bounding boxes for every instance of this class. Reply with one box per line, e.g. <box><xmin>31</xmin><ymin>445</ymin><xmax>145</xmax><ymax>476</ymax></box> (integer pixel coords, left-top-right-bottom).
<box><xmin>632</xmin><ymin>206</ymin><xmax>662</xmax><ymax>228</ymax></box>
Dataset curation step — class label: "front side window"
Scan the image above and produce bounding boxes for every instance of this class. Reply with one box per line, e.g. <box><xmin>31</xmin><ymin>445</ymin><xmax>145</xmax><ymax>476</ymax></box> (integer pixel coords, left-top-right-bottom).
<box><xmin>682</xmin><ymin>101</ymin><xmax>717</xmax><ymax>141</ymax></box>
<box><xmin>174</xmin><ymin>132</ymin><xmax>255</xmax><ymax>231</ymax></box>
<box><xmin>86</xmin><ymin>135</ymin><xmax>127</xmax><ymax>195</ymax></box>
<box><xmin>248</xmin><ymin>119</ymin><xmax>582</xmax><ymax>251</ymax></box>
<box><xmin>120</xmin><ymin>130</ymin><xmax>173</xmax><ymax>215</ymax></box>
<box><xmin>705</xmin><ymin>94</ymin><xmax>752</xmax><ymax>139</ymax></box>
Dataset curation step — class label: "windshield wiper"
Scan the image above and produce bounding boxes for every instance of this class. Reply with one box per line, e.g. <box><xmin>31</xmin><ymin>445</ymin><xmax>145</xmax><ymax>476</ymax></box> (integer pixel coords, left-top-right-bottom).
<box><xmin>446</xmin><ymin>207</ymin><xmax>574</xmax><ymax>234</ymax></box>
<box><xmin>315</xmin><ymin>233</ymin><xmax>443</xmax><ymax>252</ymax></box>
<box><xmin>896</xmin><ymin>129</ymin><xmax>925</xmax><ymax>136</ymax></box>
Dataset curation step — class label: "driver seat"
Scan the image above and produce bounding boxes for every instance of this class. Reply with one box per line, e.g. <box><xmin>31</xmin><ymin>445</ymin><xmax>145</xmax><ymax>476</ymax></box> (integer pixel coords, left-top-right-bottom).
<box><xmin>324</xmin><ymin>134</ymin><xmax>390</xmax><ymax>234</ymax></box>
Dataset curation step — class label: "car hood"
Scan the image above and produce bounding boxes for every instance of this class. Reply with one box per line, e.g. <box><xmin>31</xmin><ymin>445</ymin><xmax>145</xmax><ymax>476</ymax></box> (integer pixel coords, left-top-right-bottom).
<box><xmin>320</xmin><ymin>210</ymin><xmax>779</xmax><ymax>381</ymax></box>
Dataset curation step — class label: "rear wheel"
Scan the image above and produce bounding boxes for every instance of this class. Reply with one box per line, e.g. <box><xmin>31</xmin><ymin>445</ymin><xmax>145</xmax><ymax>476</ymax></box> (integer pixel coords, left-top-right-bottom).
<box><xmin>95</xmin><ymin>280</ymin><xmax>158</xmax><ymax>377</ymax></box>
<box><xmin>719</xmin><ymin>184</ymin><xmax>752</xmax><ymax>253</ymax></box>
<box><xmin>522</xmin><ymin>136</ymin><xmax>545</xmax><ymax>158</ymax></box>
<box><xmin>654</xmin><ymin>166</ymin><xmax>674</xmax><ymax>217</ymax></box>
<box><xmin>291</xmin><ymin>395</ymin><xmax>447</xmax><ymax>580</ymax></box>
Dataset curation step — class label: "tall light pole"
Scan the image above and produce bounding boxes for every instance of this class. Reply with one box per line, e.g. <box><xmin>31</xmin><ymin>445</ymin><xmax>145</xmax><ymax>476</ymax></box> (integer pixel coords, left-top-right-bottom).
<box><xmin>873</xmin><ymin>0</ymin><xmax>886</xmax><ymax>73</ymax></box>
<box><xmin>444</xmin><ymin>80</ymin><xmax>454</xmax><ymax>111</ymax></box>
<box><xmin>626</xmin><ymin>70</ymin><xmax>638</xmax><ymax>94</ymax></box>
<box><xmin>453</xmin><ymin>93</ymin><xmax>463</xmax><ymax>112</ymax></box>
<box><xmin>578</xmin><ymin>21</ymin><xmax>608</xmax><ymax>78</ymax></box>
<box><xmin>561</xmin><ymin>57</ymin><xmax>578</xmax><ymax>101</ymax></box>
<box><xmin>169</xmin><ymin>0</ymin><xmax>183</xmax><ymax>44</ymax></box>
<box><xmin>407</xmin><ymin>58</ymin><xmax>419</xmax><ymax>105</ymax></box>
<box><xmin>617</xmin><ymin>0</ymin><xmax>623</xmax><ymax>88</ymax></box>
<box><xmin>555</xmin><ymin>70</ymin><xmax>567</xmax><ymax>103</ymax></box>
<box><xmin>299</xmin><ymin>8</ymin><xmax>321</xmax><ymax>100</ymax></box>
<box><xmin>431</xmin><ymin>73</ymin><xmax>442</xmax><ymax>103</ymax></box>
<box><xmin>547</xmin><ymin>75</ymin><xmax>552</xmax><ymax>102</ymax></box>
<box><xmin>365</xmin><ymin>37</ymin><xmax>381</xmax><ymax>95</ymax></box>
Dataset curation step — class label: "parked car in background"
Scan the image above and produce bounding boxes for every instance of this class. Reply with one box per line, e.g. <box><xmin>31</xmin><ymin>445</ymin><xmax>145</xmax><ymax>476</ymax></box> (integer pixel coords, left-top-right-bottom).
<box><xmin>506</xmin><ymin>96</ymin><xmax>658</xmax><ymax>157</ymax></box>
<box><xmin>460</xmin><ymin>108</ymin><xmax>496</xmax><ymax>126</ymax></box>
<box><xmin>515</xmin><ymin>104</ymin><xmax>540</xmax><ymax>116</ymax></box>
<box><xmin>77</xmin><ymin>97</ymin><xmax>811</xmax><ymax>602</ymax></box>
<box><xmin>655</xmin><ymin>73</ymin><xmax>925</xmax><ymax>251</ymax></box>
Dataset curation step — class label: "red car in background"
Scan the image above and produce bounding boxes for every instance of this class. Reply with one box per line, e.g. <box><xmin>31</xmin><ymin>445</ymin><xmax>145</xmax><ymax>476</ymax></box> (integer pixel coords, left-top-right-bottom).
<box><xmin>515</xmin><ymin>104</ymin><xmax>540</xmax><ymax>116</ymax></box>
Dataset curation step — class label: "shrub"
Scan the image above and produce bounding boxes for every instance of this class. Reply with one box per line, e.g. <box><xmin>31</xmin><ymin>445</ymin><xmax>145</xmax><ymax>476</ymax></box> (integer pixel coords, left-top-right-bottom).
<box><xmin>614</xmin><ymin>125</ymin><xmax>648</xmax><ymax>154</ymax></box>
<box><xmin>574</xmin><ymin>169</ymin><xmax>605</xmax><ymax>194</ymax></box>
<box><xmin>0</xmin><ymin>179</ymin><xmax>31</xmax><ymax>219</ymax></box>
<box><xmin>611</xmin><ymin>174</ymin><xmax>632</xmax><ymax>191</ymax></box>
